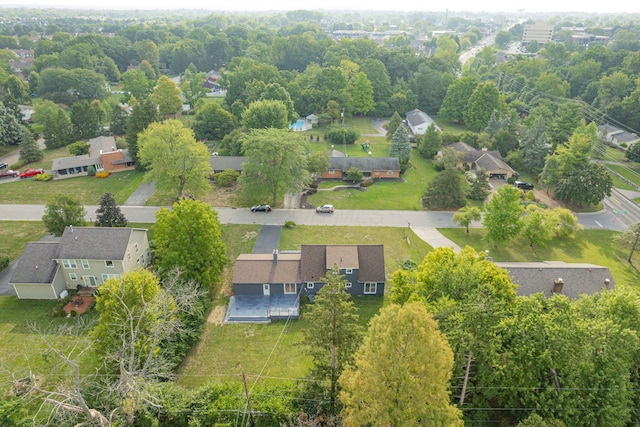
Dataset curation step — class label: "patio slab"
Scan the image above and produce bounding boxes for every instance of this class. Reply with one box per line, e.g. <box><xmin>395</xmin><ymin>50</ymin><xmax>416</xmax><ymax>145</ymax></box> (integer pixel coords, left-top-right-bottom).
<box><xmin>225</xmin><ymin>294</ymin><xmax>299</xmax><ymax>323</ymax></box>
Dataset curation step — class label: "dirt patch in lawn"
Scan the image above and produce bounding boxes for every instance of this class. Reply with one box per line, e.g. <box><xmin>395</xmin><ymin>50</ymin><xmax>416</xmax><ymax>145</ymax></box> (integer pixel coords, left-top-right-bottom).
<box><xmin>200</xmin><ymin>185</ymin><xmax>239</xmax><ymax>207</ymax></box>
<box><xmin>206</xmin><ymin>305</ymin><xmax>225</xmax><ymax>325</ymax></box>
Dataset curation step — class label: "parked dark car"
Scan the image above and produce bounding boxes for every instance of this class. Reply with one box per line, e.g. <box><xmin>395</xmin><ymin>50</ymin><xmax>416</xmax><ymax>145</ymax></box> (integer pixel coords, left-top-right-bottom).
<box><xmin>514</xmin><ymin>181</ymin><xmax>534</xmax><ymax>190</ymax></box>
<box><xmin>0</xmin><ymin>169</ymin><xmax>19</xmax><ymax>178</ymax></box>
<box><xmin>250</xmin><ymin>204</ymin><xmax>272</xmax><ymax>212</ymax></box>
<box><xmin>0</xmin><ymin>162</ymin><xmax>8</xmax><ymax>170</ymax></box>
<box><xmin>316</xmin><ymin>204</ymin><xmax>335</xmax><ymax>213</ymax></box>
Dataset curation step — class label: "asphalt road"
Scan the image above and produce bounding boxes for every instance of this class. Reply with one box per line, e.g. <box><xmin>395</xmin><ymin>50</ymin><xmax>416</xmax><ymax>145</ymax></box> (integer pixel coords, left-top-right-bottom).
<box><xmin>0</xmin><ymin>204</ymin><xmax>627</xmax><ymax>231</ymax></box>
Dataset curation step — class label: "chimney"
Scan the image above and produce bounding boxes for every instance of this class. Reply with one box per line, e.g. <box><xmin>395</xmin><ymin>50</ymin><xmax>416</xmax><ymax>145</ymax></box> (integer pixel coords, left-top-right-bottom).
<box><xmin>553</xmin><ymin>278</ymin><xmax>564</xmax><ymax>294</ymax></box>
<box><xmin>273</xmin><ymin>249</ymin><xmax>278</xmax><ymax>264</ymax></box>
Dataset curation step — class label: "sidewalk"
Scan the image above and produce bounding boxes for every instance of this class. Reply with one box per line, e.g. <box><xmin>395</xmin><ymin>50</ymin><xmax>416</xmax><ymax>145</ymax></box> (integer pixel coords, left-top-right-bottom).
<box><xmin>410</xmin><ymin>226</ymin><xmax>461</xmax><ymax>253</ymax></box>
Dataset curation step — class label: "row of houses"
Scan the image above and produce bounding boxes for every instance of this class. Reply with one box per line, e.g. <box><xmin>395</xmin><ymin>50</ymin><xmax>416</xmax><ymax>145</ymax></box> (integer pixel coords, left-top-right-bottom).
<box><xmin>9</xmin><ymin>227</ymin><xmax>616</xmax><ymax>324</ymax></box>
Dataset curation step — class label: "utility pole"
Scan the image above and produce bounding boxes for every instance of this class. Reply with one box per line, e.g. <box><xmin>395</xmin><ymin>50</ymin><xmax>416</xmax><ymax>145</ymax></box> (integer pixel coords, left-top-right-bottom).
<box><xmin>242</xmin><ymin>373</ymin><xmax>255</xmax><ymax>427</ymax></box>
<box><xmin>342</xmin><ymin>109</ymin><xmax>347</xmax><ymax>157</ymax></box>
<box><xmin>459</xmin><ymin>351</ymin><xmax>473</xmax><ymax>405</ymax></box>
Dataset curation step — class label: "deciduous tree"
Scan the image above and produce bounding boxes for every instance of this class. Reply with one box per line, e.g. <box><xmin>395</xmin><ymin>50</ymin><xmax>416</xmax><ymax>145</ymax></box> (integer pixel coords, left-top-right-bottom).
<box><xmin>150</xmin><ymin>75</ymin><xmax>182</xmax><ymax>116</ymax></box>
<box><xmin>154</xmin><ymin>199</ymin><xmax>227</xmax><ymax>287</ymax></box>
<box><xmin>417</xmin><ymin>123</ymin><xmax>442</xmax><ymax>159</ymax></box>
<box><xmin>439</xmin><ymin>76</ymin><xmax>478</xmax><ymax>123</ymax></box>
<box><xmin>483</xmin><ymin>184</ymin><xmax>523</xmax><ymax>244</ymax></box>
<box><xmin>42</xmin><ymin>195</ymin><xmax>87</xmax><ymax>236</ymax></box>
<box><xmin>339</xmin><ymin>302</ymin><xmax>463</xmax><ymax>426</ymax></box>
<box><xmin>349</xmin><ymin>72</ymin><xmax>375</xmax><ymax>115</ymax></box>
<box><xmin>241</xmin><ymin>99</ymin><xmax>289</xmax><ymax>129</ymax></box>
<box><xmin>137</xmin><ymin>120</ymin><xmax>212</xmax><ymax>199</ymax></box>
<box><xmin>452</xmin><ymin>205</ymin><xmax>482</xmax><ymax>233</ymax></box>
<box><xmin>463</xmin><ymin>81</ymin><xmax>507</xmax><ymax>131</ymax></box>
<box><xmin>239</xmin><ymin>128</ymin><xmax>310</xmax><ymax>205</ymax></box>
<box><xmin>422</xmin><ymin>168</ymin><xmax>465</xmax><ymax>210</ymax></box>
<box><xmin>192</xmin><ymin>102</ymin><xmax>237</xmax><ymax>141</ymax></box>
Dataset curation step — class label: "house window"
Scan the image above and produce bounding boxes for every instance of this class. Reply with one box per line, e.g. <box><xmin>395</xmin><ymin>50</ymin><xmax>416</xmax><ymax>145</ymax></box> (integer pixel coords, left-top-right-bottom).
<box><xmin>329</xmin><ymin>169</ymin><xmax>335</xmax><ymax>174</ymax></box>
<box><xmin>364</xmin><ymin>282</ymin><xmax>377</xmax><ymax>294</ymax></box>
<box><xmin>345</xmin><ymin>282</ymin><xmax>352</xmax><ymax>288</ymax></box>
<box><xmin>136</xmin><ymin>257</ymin><xmax>140</xmax><ymax>264</ymax></box>
<box><xmin>63</xmin><ymin>259</ymin><xmax>77</xmax><ymax>269</ymax></box>
<box><xmin>81</xmin><ymin>259</ymin><xmax>89</xmax><ymax>269</ymax></box>
<box><xmin>134</xmin><ymin>243</ymin><xmax>139</xmax><ymax>253</ymax></box>
<box><xmin>102</xmin><ymin>273</ymin><xmax>120</xmax><ymax>282</ymax></box>
<box><xmin>284</xmin><ymin>283</ymin><xmax>296</xmax><ymax>294</ymax></box>
<box><xmin>105</xmin><ymin>260</ymin><xmax>114</xmax><ymax>268</ymax></box>
<box><xmin>387</xmin><ymin>170</ymin><xmax>393</xmax><ymax>175</ymax></box>
<box><xmin>306</xmin><ymin>282</ymin><xmax>314</xmax><ymax>289</ymax></box>
<box><xmin>69</xmin><ymin>273</ymin><xmax>77</xmax><ymax>280</ymax></box>
<box><xmin>127</xmin><ymin>252</ymin><xmax>131</xmax><ymax>261</ymax></box>
<box><xmin>345</xmin><ymin>268</ymin><xmax>353</xmax><ymax>274</ymax></box>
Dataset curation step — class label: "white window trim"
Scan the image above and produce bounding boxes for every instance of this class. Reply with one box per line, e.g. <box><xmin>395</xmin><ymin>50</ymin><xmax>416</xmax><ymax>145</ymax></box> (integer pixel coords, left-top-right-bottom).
<box><xmin>364</xmin><ymin>282</ymin><xmax>377</xmax><ymax>294</ymax></box>
<box><xmin>345</xmin><ymin>282</ymin><xmax>352</xmax><ymax>288</ymax></box>
<box><xmin>105</xmin><ymin>260</ymin><xmax>114</xmax><ymax>268</ymax></box>
<box><xmin>69</xmin><ymin>273</ymin><xmax>77</xmax><ymax>280</ymax></box>
<box><xmin>284</xmin><ymin>283</ymin><xmax>297</xmax><ymax>294</ymax></box>
<box><xmin>345</xmin><ymin>268</ymin><xmax>353</xmax><ymax>274</ymax></box>
<box><xmin>387</xmin><ymin>170</ymin><xmax>393</xmax><ymax>175</ymax></box>
<box><xmin>134</xmin><ymin>243</ymin><xmax>139</xmax><ymax>253</ymax></box>
<box><xmin>81</xmin><ymin>259</ymin><xmax>90</xmax><ymax>269</ymax></box>
<box><xmin>328</xmin><ymin>169</ymin><xmax>335</xmax><ymax>174</ymax></box>
<box><xmin>306</xmin><ymin>282</ymin><xmax>314</xmax><ymax>289</ymax></box>
<box><xmin>63</xmin><ymin>259</ymin><xmax>77</xmax><ymax>269</ymax></box>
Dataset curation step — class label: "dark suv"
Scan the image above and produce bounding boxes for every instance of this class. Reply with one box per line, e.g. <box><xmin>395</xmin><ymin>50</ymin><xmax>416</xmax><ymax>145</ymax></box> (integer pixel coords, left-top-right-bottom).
<box><xmin>514</xmin><ymin>181</ymin><xmax>534</xmax><ymax>190</ymax></box>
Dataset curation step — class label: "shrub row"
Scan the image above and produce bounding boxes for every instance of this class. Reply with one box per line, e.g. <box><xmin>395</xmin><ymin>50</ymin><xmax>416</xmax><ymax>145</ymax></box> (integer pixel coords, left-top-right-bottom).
<box><xmin>34</xmin><ymin>173</ymin><xmax>52</xmax><ymax>181</ymax></box>
<box><xmin>95</xmin><ymin>171</ymin><xmax>111</xmax><ymax>178</ymax></box>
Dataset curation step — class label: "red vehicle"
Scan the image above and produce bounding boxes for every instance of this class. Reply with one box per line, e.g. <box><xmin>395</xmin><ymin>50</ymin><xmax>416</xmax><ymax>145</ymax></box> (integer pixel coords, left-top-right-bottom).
<box><xmin>0</xmin><ymin>169</ymin><xmax>19</xmax><ymax>178</ymax></box>
<box><xmin>19</xmin><ymin>168</ymin><xmax>45</xmax><ymax>179</ymax></box>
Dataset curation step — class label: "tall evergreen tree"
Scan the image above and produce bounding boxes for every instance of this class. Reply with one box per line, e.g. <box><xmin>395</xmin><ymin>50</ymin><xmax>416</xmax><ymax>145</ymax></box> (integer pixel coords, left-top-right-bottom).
<box><xmin>389</xmin><ymin>124</ymin><xmax>411</xmax><ymax>166</ymax></box>
<box><xmin>43</xmin><ymin>109</ymin><xmax>73</xmax><ymax>149</ymax></box>
<box><xmin>0</xmin><ymin>101</ymin><xmax>23</xmax><ymax>146</ymax></box>
<box><xmin>303</xmin><ymin>266</ymin><xmax>363</xmax><ymax>415</ymax></box>
<box><xmin>126</xmin><ymin>98</ymin><xmax>160</xmax><ymax>166</ymax></box>
<box><xmin>418</xmin><ymin>123</ymin><xmax>442</xmax><ymax>159</ymax></box>
<box><xmin>110</xmin><ymin>104</ymin><xmax>128</xmax><ymax>136</ymax></box>
<box><xmin>95</xmin><ymin>192</ymin><xmax>128</xmax><ymax>227</ymax></box>
<box><xmin>520</xmin><ymin>115</ymin><xmax>549</xmax><ymax>174</ymax></box>
<box><xmin>422</xmin><ymin>168</ymin><xmax>466</xmax><ymax>209</ymax></box>
<box><xmin>18</xmin><ymin>126</ymin><xmax>43</xmax><ymax>163</ymax></box>
<box><xmin>384</xmin><ymin>111</ymin><xmax>403</xmax><ymax>142</ymax></box>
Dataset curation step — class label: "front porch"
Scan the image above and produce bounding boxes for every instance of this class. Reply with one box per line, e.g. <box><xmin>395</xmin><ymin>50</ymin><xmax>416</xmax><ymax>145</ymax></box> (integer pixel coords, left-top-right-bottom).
<box><xmin>224</xmin><ymin>294</ymin><xmax>299</xmax><ymax>323</ymax></box>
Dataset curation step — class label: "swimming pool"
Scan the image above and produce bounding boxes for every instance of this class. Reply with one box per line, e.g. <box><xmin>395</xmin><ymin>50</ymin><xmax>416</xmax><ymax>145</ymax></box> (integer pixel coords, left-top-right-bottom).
<box><xmin>289</xmin><ymin>119</ymin><xmax>305</xmax><ymax>130</ymax></box>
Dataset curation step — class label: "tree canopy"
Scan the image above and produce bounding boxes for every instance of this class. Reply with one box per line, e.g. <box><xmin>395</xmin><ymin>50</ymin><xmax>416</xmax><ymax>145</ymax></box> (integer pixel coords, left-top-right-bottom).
<box><xmin>42</xmin><ymin>195</ymin><xmax>87</xmax><ymax>236</ymax></box>
<box><xmin>137</xmin><ymin>120</ymin><xmax>212</xmax><ymax>199</ymax></box>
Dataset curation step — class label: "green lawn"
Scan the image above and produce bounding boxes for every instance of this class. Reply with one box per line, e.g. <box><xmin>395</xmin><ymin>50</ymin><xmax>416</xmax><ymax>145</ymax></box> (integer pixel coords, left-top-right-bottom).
<box><xmin>177</xmin><ymin>296</ymin><xmax>383</xmax><ymax>388</ymax></box>
<box><xmin>280</xmin><ymin>225</ymin><xmax>432</xmax><ymax>273</ymax></box>
<box><xmin>0</xmin><ymin>297</ymin><xmax>97</xmax><ymax>391</ymax></box>
<box><xmin>438</xmin><ymin>228</ymin><xmax>640</xmax><ymax>290</ymax></box>
<box><xmin>19</xmin><ymin>146</ymin><xmax>70</xmax><ymax>170</ymax></box>
<box><xmin>0</xmin><ymin>221</ymin><xmax>48</xmax><ymax>260</ymax></box>
<box><xmin>0</xmin><ymin>170</ymin><xmax>145</xmax><ymax>205</ymax></box>
<box><xmin>0</xmin><ymin>145</ymin><xmax>18</xmax><ymax>158</ymax></box>
<box><xmin>434</xmin><ymin>116</ymin><xmax>469</xmax><ymax>133</ymax></box>
<box><xmin>605</xmin><ymin>163</ymin><xmax>640</xmax><ymax>189</ymax></box>
<box><xmin>306</xmin><ymin>135</ymin><xmax>389</xmax><ymax>157</ymax></box>
<box><xmin>306</xmin><ymin>151</ymin><xmax>437</xmax><ymax>210</ymax></box>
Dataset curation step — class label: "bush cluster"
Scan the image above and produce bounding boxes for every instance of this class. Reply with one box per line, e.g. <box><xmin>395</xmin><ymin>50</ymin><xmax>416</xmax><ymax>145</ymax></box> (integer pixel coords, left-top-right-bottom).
<box><xmin>0</xmin><ymin>253</ymin><xmax>10</xmax><ymax>271</ymax></box>
<box><xmin>10</xmin><ymin>160</ymin><xmax>27</xmax><ymax>170</ymax></box>
<box><xmin>360</xmin><ymin>179</ymin><xmax>375</xmax><ymax>187</ymax></box>
<box><xmin>34</xmin><ymin>173</ymin><xmax>53</xmax><ymax>181</ymax></box>
<box><xmin>95</xmin><ymin>171</ymin><xmax>111</xmax><ymax>178</ymax></box>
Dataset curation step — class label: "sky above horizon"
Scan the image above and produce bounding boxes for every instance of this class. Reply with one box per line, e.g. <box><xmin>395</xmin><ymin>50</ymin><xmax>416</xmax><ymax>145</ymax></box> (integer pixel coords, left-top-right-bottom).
<box><xmin>6</xmin><ymin>0</ymin><xmax>640</xmax><ymax>14</ymax></box>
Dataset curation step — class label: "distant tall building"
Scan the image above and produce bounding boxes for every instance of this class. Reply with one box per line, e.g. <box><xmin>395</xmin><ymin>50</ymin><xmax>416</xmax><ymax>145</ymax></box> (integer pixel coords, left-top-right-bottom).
<box><xmin>522</xmin><ymin>22</ymin><xmax>554</xmax><ymax>45</ymax></box>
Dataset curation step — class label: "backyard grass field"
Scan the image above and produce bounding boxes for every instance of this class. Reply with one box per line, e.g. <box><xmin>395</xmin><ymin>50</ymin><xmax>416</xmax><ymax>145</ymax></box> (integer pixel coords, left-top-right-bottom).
<box><xmin>0</xmin><ymin>221</ymin><xmax>48</xmax><ymax>261</ymax></box>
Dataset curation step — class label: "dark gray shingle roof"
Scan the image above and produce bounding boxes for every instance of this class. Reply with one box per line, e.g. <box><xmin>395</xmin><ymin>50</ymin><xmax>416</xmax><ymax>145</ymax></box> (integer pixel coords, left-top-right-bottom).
<box><xmin>496</xmin><ymin>261</ymin><xmax>614</xmax><ymax>299</ymax></box>
<box><xmin>209</xmin><ymin>156</ymin><xmax>245</xmax><ymax>172</ymax></box>
<box><xmin>329</xmin><ymin>157</ymin><xmax>400</xmax><ymax>172</ymax></box>
<box><xmin>55</xmin><ymin>227</ymin><xmax>134</xmax><ymax>261</ymax></box>
<box><xmin>10</xmin><ymin>242</ymin><xmax>59</xmax><ymax>284</ymax></box>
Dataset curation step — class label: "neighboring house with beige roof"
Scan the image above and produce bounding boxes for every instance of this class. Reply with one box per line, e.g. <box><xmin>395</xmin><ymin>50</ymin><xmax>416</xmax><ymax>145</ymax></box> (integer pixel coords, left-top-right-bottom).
<box><xmin>227</xmin><ymin>244</ymin><xmax>385</xmax><ymax>323</ymax></box>
<box><xmin>443</xmin><ymin>141</ymin><xmax>516</xmax><ymax>179</ymax></box>
<box><xmin>10</xmin><ymin>226</ymin><xmax>150</xmax><ymax>299</ymax></box>
<box><xmin>51</xmin><ymin>136</ymin><xmax>133</xmax><ymax>178</ymax></box>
